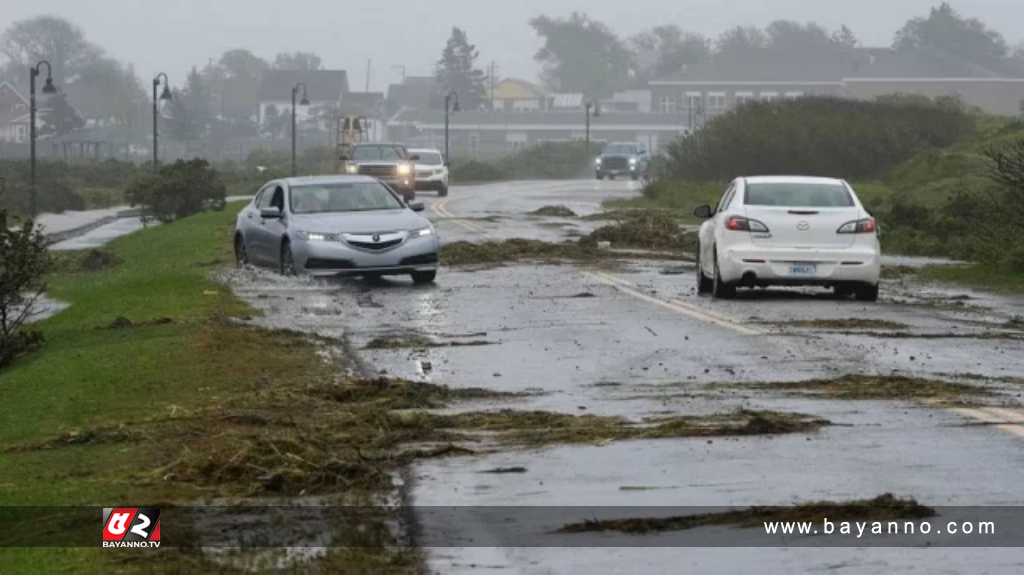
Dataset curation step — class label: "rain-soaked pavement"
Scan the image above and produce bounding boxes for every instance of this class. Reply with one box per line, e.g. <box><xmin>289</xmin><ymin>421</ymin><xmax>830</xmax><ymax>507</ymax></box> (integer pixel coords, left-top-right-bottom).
<box><xmin>223</xmin><ymin>180</ymin><xmax>1024</xmax><ymax>573</ymax></box>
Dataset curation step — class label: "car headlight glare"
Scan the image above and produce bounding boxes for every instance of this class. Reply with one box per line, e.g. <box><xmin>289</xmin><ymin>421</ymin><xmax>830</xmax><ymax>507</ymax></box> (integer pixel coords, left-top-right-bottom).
<box><xmin>398</xmin><ymin>163</ymin><xmax>412</xmax><ymax>175</ymax></box>
<box><xmin>345</xmin><ymin>164</ymin><xmax>358</xmax><ymax>174</ymax></box>
<box><xmin>411</xmin><ymin>227</ymin><xmax>433</xmax><ymax>238</ymax></box>
<box><xmin>595</xmin><ymin>158</ymin><xmax>602</xmax><ymax>165</ymax></box>
<box><xmin>629</xmin><ymin>157</ymin><xmax>638</xmax><ymax>165</ymax></box>
<box><xmin>298</xmin><ymin>231</ymin><xmax>337</xmax><ymax>242</ymax></box>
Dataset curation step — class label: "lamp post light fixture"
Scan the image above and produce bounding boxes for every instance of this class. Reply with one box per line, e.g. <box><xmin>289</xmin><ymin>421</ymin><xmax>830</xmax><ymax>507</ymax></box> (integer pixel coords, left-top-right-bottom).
<box><xmin>584</xmin><ymin>100</ymin><xmax>600</xmax><ymax>160</ymax></box>
<box><xmin>152</xmin><ymin>73</ymin><xmax>172</xmax><ymax>170</ymax></box>
<box><xmin>29</xmin><ymin>60</ymin><xmax>57</xmax><ymax>218</ymax></box>
<box><xmin>444</xmin><ymin>91</ymin><xmax>460</xmax><ymax>166</ymax></box>
<box><xmin>291</xmin><ymin>82</ymin><xmax>310</xmax><ymax>176</ymax></box>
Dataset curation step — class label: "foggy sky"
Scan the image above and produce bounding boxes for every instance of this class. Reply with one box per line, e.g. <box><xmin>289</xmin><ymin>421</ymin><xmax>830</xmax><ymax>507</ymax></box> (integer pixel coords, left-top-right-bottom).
<box><xmin>3</xmin><ymin>0</ymin><xmax>1023</xmax><ymax>91</ymax></box>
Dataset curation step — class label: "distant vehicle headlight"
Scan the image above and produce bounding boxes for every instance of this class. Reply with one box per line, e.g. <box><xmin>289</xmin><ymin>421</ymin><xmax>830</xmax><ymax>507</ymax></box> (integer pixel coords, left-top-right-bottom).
<box><xmin>410</xmin><ymin>226</ymin><xmax>433</xmax><ymax>238</ymax></box>
<box><xmin>345</xmin><ymin>164</ymin><xmax>358</xmax><ymax>174</ymax></box>
<box><xmin>595</xmin><ymin>158</ymin><xmax>602</xmax><ymax>166</ymax></box>
<box><xmin>398</xmin><ymin>163</ymin><xmax>412</xmax><ymax>175</ymax></box>
<box><xmin>629</xmin><ymin>157</ymin><xmax>638</xmax><ymax>165</ymax></box>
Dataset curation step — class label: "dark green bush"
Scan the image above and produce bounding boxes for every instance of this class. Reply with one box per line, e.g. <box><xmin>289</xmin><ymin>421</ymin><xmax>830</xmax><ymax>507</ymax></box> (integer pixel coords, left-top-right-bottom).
<box><xmin>126</xmin><ymin>159</ymin><xmax>227</xmax><ymax>223</ymax></box>
<box><xmin>662</xmin><ymin>96</ymin><xmax>975</xmax><ymax>181</ymax></box>
<box><xmin>449</xmin><ymin>160</ymin><xmax>509</xmax><ymax>183</ymax></box>
<box><xmin>0</xmin><ymin>209</ymin><xmax>49</xmax><ymax>369</ymax></box>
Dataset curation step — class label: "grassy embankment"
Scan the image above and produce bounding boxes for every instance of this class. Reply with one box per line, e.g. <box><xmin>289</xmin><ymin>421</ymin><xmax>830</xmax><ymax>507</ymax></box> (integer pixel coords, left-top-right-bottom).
<box><xmin>0</xmin><ymin>205</ymin><xmax>419</xmax><ymax>572</ymax></box>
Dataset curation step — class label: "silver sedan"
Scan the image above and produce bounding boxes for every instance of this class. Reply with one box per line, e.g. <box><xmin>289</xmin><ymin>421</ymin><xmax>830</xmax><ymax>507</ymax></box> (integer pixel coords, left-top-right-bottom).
<box><xmin>234</xmin><ymin>175</ymin><xmax>440</xmax><ymax>283</ymax></box>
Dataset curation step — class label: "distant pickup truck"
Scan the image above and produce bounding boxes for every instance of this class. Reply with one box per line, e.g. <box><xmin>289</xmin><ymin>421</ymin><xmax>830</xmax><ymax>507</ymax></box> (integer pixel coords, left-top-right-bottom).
<box><xmin>345</xmin><ymin>143</ymin><xmax>418</xmax><ymax>202</ymax></box>
<box><xmin>595</xmin><ymin>142</ymin><xmax>650</xmax><ymax>181</ymax></box>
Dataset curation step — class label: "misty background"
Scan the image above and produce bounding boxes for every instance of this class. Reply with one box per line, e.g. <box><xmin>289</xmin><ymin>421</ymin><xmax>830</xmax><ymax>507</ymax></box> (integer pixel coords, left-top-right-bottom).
<box><xmin>4</xmin><ymin>0</ymin><xmax>1024</xmax><ymax>90</ymax></box>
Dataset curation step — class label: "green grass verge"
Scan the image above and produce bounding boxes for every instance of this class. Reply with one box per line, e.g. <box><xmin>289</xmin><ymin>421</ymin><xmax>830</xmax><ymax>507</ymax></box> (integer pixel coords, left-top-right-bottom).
<box><xmin>603</xmin><ymin>180</ymin><xmax>723</xmax><ymax>223</ymax></box>
<box><xmin>917</xmin><ymin>264</ymin><xmax>1024</xmax><ymax>294</ymax></box>
<box><xmin>0</xmin><ymin>205</ymin><xmax>417</xmax><ymax>572</ymax></box>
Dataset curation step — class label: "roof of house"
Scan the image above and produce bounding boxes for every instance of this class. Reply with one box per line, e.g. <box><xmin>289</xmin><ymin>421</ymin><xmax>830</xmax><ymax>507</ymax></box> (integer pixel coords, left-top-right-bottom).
<box><xmin>492</xmin><ymin>78</ymin><xmax>546</xmax><ymax>100</ymax></box>
<box><xmin>651</xmin><ymin>47</ymin><xmax>1024</xmax><ymax>85</ymax></box>
<box><xmin>220</xmin><ymin>75</ymin><xmax>261</xmax><ymax>118</ymax></box>
<box><xmin>850</xmin><ymin>47</ymin><xmax>1011</xmax><ymax>78</ymax></box>
<box><xmin>387</xmin><ymin>76</ymin><xmax>438</xmax><ymax>111</ymax></box>
<box><xmin>341</xmin><ymin>91</ymin><xmax>385</xmax><ymax>116</ymax></box>
<box><xmin>0</xmin><ymin>81</ymin><xmax>29</xmax><ymax>125</ymax></box>
<box><xmin>258</xmin><ymin>69</ymin><xmax>349</xmax><ymax>102</ymax></box>
<box><xmin>62</xmin><ymin>80</ymin><xmax>113</xmax><ymax>120</ymax></box>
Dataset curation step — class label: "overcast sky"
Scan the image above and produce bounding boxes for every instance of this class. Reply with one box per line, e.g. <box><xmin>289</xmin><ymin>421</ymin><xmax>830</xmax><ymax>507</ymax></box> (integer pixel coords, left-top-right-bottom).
<box><xmin>3</xmin><ymin>0</ymin><xmax>1023</xmax><ymax>91</ymax></box>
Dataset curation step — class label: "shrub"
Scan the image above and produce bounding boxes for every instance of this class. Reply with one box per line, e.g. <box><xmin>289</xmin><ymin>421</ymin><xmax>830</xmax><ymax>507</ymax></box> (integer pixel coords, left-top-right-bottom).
<box><xmin>126</xmin><ymin>159</ymin><xmax>227</xmax><ymax>223</ymax></box>
<box><xmin>0</xmin><ymin>210</ymin><xmax>49</xmax><ymax>368</ymax></box>
<box><xmin>661</xmin><ymin>96</ymin><xmax>975</xmax><ymax>181</ymax></box>
<box><xmin>449</xmin><ymin>160</ymin><xmax>509</xmax><ymax>183</ymax></box>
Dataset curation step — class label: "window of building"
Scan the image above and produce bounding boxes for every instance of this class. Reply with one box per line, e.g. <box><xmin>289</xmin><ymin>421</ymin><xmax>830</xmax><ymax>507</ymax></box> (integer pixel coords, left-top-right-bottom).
<box><xmin>784</xmin><ymin>91</ymin><xmax>805</xmax><ymax>100</ymax></box>
<box><xmin>760</xmin><ymin>92</ymin><xmax>779</xmax><ymax>101</ymax></box>
<box><xmin>16</xmin><ymin>125</ymin><xmax>26</xmax><ymax>142</ymax></box>
<box><xmin>685</xmin><ymin>92</ymin><xmax>702</xmax><ymax>111</ymax></box>
<box><xmin>707</xmin><ymin>92</ymin><xmax>727</xmax><ymax>111</ymax></box>
<box><xmin>658</xmin><ymin>96</ymin><xmax>676</xmax><ymax>113</ymax></box>
<box><xmin>735</xmin><ymin>92</ymin><xmax>755</xmax><ymax>107</ymax></box>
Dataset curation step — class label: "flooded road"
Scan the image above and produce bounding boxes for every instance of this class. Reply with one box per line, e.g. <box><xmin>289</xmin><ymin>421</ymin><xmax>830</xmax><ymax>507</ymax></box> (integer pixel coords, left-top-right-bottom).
<box><xmin>225</xmin><ymin>180</ymin><xmax>1024</xmax><ymax>573</ymax></box>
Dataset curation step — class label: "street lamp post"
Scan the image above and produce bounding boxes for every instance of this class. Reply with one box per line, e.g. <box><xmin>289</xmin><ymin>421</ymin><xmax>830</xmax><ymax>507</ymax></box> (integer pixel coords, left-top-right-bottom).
<box><xmin>291</xmin><ymin>83</ymin><xmax>310</xmax><ymax>177</ymax></box>
<box><xmin>152</xmin><ymin>73</ymin><xmax>172</xmax><ymax>170</ymax></box>
<box><xmin>29</xmin><ymin>60</ymin><xmax>57</xmax><ymax>218</ymax></box>
<box><xmin>444</xmin><ymin>91</ymin><xmax>460</xmax><ymax>165</ymax></box>
<box><xmin>584</xmin><ymin>101</ymin><xmax>600</xmax><ymax>159</ymax></box>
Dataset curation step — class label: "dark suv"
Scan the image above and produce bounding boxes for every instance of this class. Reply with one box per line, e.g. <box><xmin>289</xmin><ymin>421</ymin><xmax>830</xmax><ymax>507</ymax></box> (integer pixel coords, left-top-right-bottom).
<box><xmin>595</xmin><ymin>142</ymin><xmax>650</xmax><ymax>181</ymax></box>
<box><xmin>345</xmin><ymin>143</ymin><xmax>418</xmax><ymax>201</ymax></box>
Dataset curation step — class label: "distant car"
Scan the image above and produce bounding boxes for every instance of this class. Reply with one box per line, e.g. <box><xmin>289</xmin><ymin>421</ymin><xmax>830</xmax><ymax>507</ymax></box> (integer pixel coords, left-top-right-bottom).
<box><xmin>693</xmin><ymin>176</ymin><xmax>880</xmax><ymax>301</ymax></box>
<box><xmin>234</xmin><ymin>175</ymin><xmax>439</xmax><ymax>284</ymax></box>
<box><xmin>344</xmin><ymin>143</ymin><xmax>418</xmax><ymax>202</ymax></box>
<box><xmin>595</xmin><ymin>142</ymin><xmax>649</xmax><ymax>180</ymax></box>
<box><xmin>409</xmin><ymin>148</ymin><xmax>449</xmax><ymax>197</ymax></box>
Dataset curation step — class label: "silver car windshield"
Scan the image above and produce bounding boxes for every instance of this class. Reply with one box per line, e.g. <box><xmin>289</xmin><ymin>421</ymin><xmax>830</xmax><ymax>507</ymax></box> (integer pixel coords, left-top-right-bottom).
<box><xmin>290</xmin><ymin>182</ymin><xmax>404</xmax><ymax>214</ymax></box>
<box><xmin>745</xmin><ymin>183</ymin><xmax>854</xmax><ymax>207</ymax></box>
<box><xmin>352</xmin><ymin>146</ymin><xmax>404</xmax><ymax>161</ymax></box>
<box><xmin>416</xmin><ymin>152</ymin><xmax>444</xmax><ymax>165</ymax></box>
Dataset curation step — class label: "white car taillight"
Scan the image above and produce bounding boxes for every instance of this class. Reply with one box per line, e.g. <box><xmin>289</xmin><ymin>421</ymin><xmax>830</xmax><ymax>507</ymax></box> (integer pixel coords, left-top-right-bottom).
<box><xmin>725</xmin><ymin>216</ymin><xmax>770</xmax><ymax>233</ymax></box>
<box><xmin>837</xmin><ymin>218</ymin><xmax>877</xmax><ymax>234</ymax></box>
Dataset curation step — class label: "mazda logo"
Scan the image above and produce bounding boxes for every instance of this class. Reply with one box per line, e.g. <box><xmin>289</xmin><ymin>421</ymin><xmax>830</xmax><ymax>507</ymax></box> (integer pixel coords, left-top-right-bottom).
<box><xmin>797</xmin><ymin>221</ymin><xmax>810</xmax><ymax>231</ymax></box>
<box><xmin>372</xmin><ymin>234</ymin><xmax>381</xmax><ymax>242</ymax></box>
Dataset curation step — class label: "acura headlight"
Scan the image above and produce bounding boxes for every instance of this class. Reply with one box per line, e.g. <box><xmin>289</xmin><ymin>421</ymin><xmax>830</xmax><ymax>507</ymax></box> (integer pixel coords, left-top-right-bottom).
<box><xmin>410</xmin><ymin>226</ymin><xmax>434</xmax><ymax>238</ymax></box>
<box><xmin>397</xmin><ymin>163</ymin><xmax>412</xmax><ymax>175</ymax></box>
<box><xmin>296</xmin><ymin>231</ymin><xmax>337</xmax><ymax>242</ymax></box>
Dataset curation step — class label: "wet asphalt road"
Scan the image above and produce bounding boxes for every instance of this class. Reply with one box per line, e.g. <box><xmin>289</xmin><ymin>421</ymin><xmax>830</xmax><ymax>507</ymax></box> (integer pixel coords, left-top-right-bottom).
<box><xmin>226</xmin><ymin>180</ymin><xmax>1024</xmax><ymax>573</ymax></box>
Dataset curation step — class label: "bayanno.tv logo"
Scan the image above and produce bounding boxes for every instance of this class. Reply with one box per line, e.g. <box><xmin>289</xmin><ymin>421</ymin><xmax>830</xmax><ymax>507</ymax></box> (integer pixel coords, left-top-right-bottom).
<box><xmin>101</xmin><ymin>507</ymin><xmax>161</xmax><ymax>549</ymax></box>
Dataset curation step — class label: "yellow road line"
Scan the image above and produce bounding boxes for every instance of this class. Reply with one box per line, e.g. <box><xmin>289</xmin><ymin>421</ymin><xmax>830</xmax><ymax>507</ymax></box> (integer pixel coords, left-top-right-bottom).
<box><xmin>432</xmin><ymin>196</ymin><xmax>487</xmax><ymax>234</ymax></box>
<box><xmin>584</xmin><ymin>271</ymin><xmax>762</xmax><ymax>336</ymax></box>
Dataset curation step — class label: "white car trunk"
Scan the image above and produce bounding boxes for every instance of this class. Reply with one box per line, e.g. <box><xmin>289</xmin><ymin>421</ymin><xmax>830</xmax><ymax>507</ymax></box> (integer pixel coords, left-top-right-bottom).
<box><xmin>744</xmin><ymin>206</ymin><xmax>860</xmax><ymax>249</ymax></box>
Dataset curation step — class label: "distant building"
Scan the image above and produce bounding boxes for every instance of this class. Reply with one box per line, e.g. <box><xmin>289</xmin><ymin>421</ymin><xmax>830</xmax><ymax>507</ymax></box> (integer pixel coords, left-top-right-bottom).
<box><xmin>490</xmin><ymin>78</ymin><xmax>546</xmax><ymax>111</ymax></box>
<box><xmin>649</xmin><ymin>47</ymin><xmax>1024</xmax><ymax>118</ymax></box>
<box><xmin>0</xmin><ymin>81</ymin><xmax>30</xmax><ymax>144</ymax></box>
<box><xmin>388</xmin><ymin>108</ymin><xmax>686</xmax><ymax>160</ymax></box>
<box><xmin>257</xmin><ymin>69</ymin><xmax>349</xmax><ymax>126</ymax></box>
<box><xmin>386</xmin><ymin>76</ymin><xmax>438</xmax><ymax>113</ymax></box>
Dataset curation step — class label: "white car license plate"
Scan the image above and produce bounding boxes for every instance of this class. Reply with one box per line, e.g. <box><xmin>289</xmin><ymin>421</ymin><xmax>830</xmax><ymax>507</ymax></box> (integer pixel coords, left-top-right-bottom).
<box><xmin>790</xmin><ymin>263</ymin><xmax>817</xmax><ymax>276</ymax></box>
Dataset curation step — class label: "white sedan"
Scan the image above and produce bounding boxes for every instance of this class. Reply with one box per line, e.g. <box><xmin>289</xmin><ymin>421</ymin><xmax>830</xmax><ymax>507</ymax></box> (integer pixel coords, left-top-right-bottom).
<box><xmin>694</xmin><ymin>176</ymin><xmax>881</xmax><ymax>301</ymax></box>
